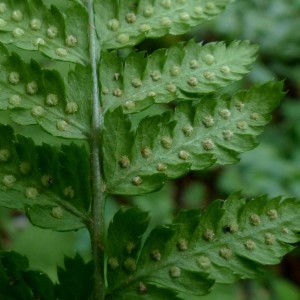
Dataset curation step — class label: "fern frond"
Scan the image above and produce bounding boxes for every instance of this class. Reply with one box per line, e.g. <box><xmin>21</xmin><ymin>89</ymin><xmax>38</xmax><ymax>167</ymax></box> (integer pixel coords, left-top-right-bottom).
<box><xmin>100</xmin><ymin>40</ymin><xmax>258</xmax><ymax>113</ymax></box>
<box><xmin>105</xmin><ymin>208</ymin><xmax>188</xmax><ymax>300</ymax></box>
<box><xmin>106</xmin><ymin>208</ymin><xmax>150</xmax><ymax>288</ymax></box>
<box><xmin>0</xmin><ymin>0</ymin><xmax>89</xmax><ymax>64</ymax></box>
<box><xmin>56</xmin><ymin>254</ymin><xmax>94</xmax><ymax>299</ymax></box>
<box><xmin>103</xmin><ymin>82</ymin><xmax>283</xmax><ymax>195</ymax></box>
<box><xmin>0</xmin><ymin>125</ymin><xmax>90</xmax><ymax>230</ymax></box>
<box><xmin>0</xmin><ymin>251</ymin><xmax>93</xmax><ymax>299</ymax></box>
<box><xmin>106</xmin><ymin>193</ymin><xmax>300</xmax><ymax>298</ymax></box>
<box><xmin>95</xmin><ymin>0</ymin><xmax>231</xmax><ymax>49</ymax></box>
<box><xmin>0</xmin><ymin>251</ymin><xmax>56</xmax><ymax>299</ymax></box>
<box><xmin>0</xmin><ymin>44</ymin><xmax>91</xmax><ymax>139</ymax></box>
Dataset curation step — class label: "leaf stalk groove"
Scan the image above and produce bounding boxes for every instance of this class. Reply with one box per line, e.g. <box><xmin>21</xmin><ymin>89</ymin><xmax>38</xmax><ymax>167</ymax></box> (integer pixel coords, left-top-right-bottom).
<box><xmin>87</xmin><ymin>0</ymin><xmax>105</xmax><ymax>299</ymax></box>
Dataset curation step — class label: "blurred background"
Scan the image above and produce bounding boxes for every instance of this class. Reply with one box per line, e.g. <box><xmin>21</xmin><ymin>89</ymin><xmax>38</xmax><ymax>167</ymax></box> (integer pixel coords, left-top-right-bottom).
<box><xmin>1</xmin><ymin>0</ymin><xmax>300</xmax><ymax>298</ymax></box>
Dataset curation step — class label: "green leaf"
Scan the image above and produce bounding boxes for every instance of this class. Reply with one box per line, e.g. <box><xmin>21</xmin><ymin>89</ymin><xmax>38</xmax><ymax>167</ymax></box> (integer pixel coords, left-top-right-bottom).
<box><xmin>25</xmin><ymin>204</ymin><xmax>86</xmax><ymax>232</ymax></box>
<box><xmin>23</xmin><ymin>270</ymin><xmax>56</xmax><ymax>300</ymax></box>
<box><xmin>0</xmin><ymin>125</ymin><xmax>90</xmax><ymax>230</ymax></box>
<box><xmin>56</xmin><ymin>254</ymin><xmax>93</xmax><ymax>300</ymax></box>
<box><xmin>0</xmin><ymin>44</ymin><xmax>91</xmax><ymax>139</ymax></box>
<box><xmin>95</xmin><ymin>0</ymin><xmax>231</xmax><ymax>49</ymax></box>
<box><xmin>100</xmin><ymin>40</ymin><xmax>258</xmax><ymax>113</ymax></box>
<box><xmin>106</xmin><ymin>193</ymin><xmax>300</xmax><ymax>298</ymax></box>
<box><xmin>105</xmin><ymin>208</ymin><xmax>186</xmax><ymax>300</ymax></box>
<box><xmin>105</xmin><ymin>209</ymin><xmax>213</xmax><ymax>298</ymax></box>
<box><xmin>103</xmin><ymin>82</ymin><xmax>283</xmax><ymax>195</ymax></box>
<box><xmin>106</xmin><ymin>208</ymin><xmax>150</xmax><ymax>289</ymax></box>
<box><xmin>105</xmin><ymin>283</ymin><xmax>181</xmax><ymax>300</ymax></box>
<box><xmin>0</xmin><ymin>251</ymin><xmax>55</xmax><ymax>300</ymax></box>
<box><xmin>0</xmin><ymin>0</ymin><xmax>89</xmax><ymax>64</ymax></box>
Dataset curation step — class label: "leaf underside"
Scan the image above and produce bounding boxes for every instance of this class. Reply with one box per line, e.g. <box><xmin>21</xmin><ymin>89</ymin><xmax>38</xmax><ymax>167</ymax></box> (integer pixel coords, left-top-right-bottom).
<box><xmin>0</xmin><ymin>1</ymin><xmax>293</xmax><ymax>299</ymax></box>
<box><xmin>0</xmin><ymin>44</ymin><xmax>91</xmax><ymax>139</ymax></box>
<box><xmin>103</xmin><ymin>81</ymin><xmax>284</xmax><ymax>195</ymax></box>
<box><xmin>95</xmin><ymin>0</ymin><xmax>231</xmax><ymax>50</ymax></box>
<box><xmin>0</xmin><ymin>0</ymin><xmax>233</xmax><ymax>64</ymax></box>
<box><xmin>100</xmin><ymin>40</ymin><xmax>258</xmax><ymax>113</ymax></box>
<box><xmin>0</xmin><ymin>0</ymin><xmax>89</xmax><ymax>64</ymax></box>
<box><xmin>106</xmin><ymin>193</ymin><xmax>300</xmax><ymax>299</ymax></box>
<box><xmin>0</xmin><ymin>125</ymin><xmax>91</xmax><ymax>230</ymax></box>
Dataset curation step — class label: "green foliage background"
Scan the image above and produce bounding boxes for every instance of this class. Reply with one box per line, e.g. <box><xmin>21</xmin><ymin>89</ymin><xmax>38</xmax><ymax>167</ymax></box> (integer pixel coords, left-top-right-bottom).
<box><xmin>1</xmin><ymin>0</ymin><xmax>300</xmax><ymax>298</ymax></box>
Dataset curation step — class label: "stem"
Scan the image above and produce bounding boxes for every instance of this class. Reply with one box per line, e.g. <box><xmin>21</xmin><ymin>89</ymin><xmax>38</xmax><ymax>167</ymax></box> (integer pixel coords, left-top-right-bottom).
<box><xmin>87</xmin><ymin>1</ymin><xmax>105</xmax><ymax>299</ymax></box>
